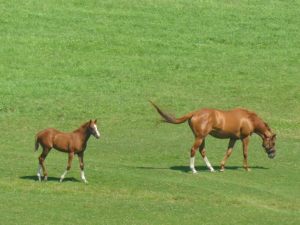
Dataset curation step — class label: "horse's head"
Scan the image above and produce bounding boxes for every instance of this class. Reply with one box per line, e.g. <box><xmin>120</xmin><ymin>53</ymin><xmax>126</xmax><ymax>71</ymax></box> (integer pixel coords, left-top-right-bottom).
<box><xmin>262</xmin><ymin>133</ymin><xmax>276</xmax><ymax>159</ymax></box>
<box><xmin>88</xmin><ymin>119</ymin><xmax>101</xmax><ymax>139</ymax></box>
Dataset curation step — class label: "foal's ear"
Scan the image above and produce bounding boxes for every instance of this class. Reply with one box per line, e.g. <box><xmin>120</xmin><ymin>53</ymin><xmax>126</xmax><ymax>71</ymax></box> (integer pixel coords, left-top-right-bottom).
<box><xmin>272</xmin><ymin>134</ymin><xmax>277</xmax><ymax>139</ymax></box>
<box><xmin>89</xmin><ymin>120</ymin><xmax>92</xmax><ymax>125</ymax></box>
<box><xmin>94</xmin><ymin>119</ymin><xmax>97</xmax><ymax>124</ymax></box>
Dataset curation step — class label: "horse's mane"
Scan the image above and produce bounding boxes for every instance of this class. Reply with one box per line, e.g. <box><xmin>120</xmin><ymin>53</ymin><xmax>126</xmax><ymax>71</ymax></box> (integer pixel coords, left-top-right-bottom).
<box><xmin>73</xmin><ymin>121</ymin><xmax>90</xmax><ymax>132</ymax></box>
<box><xmin>263</xmin><ymin>122</ymin><xmax>271</xmax><ymax>131</ymax></box>
<box><xmin>248</xmin><ymin>111</ymin><xmax>271</xmax><ymax>132</ymax></box>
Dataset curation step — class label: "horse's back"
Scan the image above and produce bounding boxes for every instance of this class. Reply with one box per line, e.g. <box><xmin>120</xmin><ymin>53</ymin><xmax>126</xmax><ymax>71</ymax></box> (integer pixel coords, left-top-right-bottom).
<box><xmin>37</xmin><ymin>128</ymin><xmax>60</xmax><ymax>138</ymax></box>
<box><xmin>194</xmin><ymin>108</ymin><xmax>256</xmax><ymax>138</ymax></box>
<box><xmin>36</xmin><ymin>128</ymin><xmax>62</xmax><ymax>147</ymax></box>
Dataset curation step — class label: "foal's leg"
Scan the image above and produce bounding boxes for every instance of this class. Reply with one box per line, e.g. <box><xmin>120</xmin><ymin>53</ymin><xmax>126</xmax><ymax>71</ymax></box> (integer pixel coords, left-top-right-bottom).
<box><xmin>38</xmin><ymin>147</ymin><xmax>51</xmax><ymax>181</ymax></box>
<box><xmin>37</xmin><ymin>164</ymin><xmax>42</xmax><ymax>182</ymax></box>
<box><xmin>220</xmin><ymin>138</ymin><xmax>236</xmax><ymax>172</ymax></box>
<box><xmin>60</xmin><ymin>152</ymin><xmax>74</xmax><ymax>182</ymax></box>
<box><xmin>190</xmin><ymin>138</ymin><xmax>203</xmax><ymax>174</ymax></box>
<box><xmin>242</xmin><ymin>137</ymin><xmax>251</xmax><ymax>171</ymax></box>
<box><xmin>199</xmin><ymin>140</ymin><xmax>215</xmax><ymax>172</ymax></box>
<box><xmin>78</xmin><ymin>152</ymin><xmax>88</xmax><ymax>184</ymax></box>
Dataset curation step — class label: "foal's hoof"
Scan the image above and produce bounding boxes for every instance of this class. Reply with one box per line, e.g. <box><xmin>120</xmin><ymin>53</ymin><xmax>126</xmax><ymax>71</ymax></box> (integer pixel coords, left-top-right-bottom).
<box><xmin>220</xmin><ymin>168</ymin><xmax>225</xmax><ymax>172</ymax></box>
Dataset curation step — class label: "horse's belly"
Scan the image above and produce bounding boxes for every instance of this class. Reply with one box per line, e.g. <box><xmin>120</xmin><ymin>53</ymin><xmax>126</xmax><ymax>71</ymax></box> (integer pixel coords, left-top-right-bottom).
<box><xmin>53</xmin><ymin>143</ymin><xmax>69</xmax><ymax>152</ymax></box>
<box><xmin>53</xmin><ymin>135</ymin><xmax>70</xmax><ymax>152</ymax></box>
<box><xmin>209</xmin><ymin>130</ymin><xmax>239</xmax><ymax>139</ymax></box>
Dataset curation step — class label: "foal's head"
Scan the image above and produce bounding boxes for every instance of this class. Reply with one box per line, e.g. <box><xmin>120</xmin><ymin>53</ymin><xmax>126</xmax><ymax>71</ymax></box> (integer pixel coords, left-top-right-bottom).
<box><xmin>262</xmin><ymin>133</ymin><xmax>276</xmax><ymax>159</ymax></box>
<box><xmin>88</xmin><ymin>119</ymin><xmax>101</xmax><ymax>139</ymax></box>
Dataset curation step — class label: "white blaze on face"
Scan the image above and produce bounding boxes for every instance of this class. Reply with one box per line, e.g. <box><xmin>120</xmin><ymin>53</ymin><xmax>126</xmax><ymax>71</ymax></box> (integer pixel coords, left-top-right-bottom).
<box><xmin>93</xmin><ymin>124</ymin><xmax>100</xmax><ymax>138</ymax></box>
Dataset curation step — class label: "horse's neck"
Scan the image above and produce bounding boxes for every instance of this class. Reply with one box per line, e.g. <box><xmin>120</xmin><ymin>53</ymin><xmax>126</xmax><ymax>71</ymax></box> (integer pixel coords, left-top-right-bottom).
<box><xmin>253</xmin><ymin>117</ymin><xmax>271</xmax><ymax>138</ymax></box>
<box><xmin>74</xmin><ymin>124</ymin><xmax>91</xmax><ymax>145</ymax></box>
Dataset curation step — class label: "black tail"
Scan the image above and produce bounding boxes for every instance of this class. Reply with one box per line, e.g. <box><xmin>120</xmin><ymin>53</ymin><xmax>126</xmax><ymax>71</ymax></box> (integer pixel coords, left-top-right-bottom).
<box><xmin>149</xmin><ymin>101</ymin><xmax>193</xmax><ymax>124</ymax></box>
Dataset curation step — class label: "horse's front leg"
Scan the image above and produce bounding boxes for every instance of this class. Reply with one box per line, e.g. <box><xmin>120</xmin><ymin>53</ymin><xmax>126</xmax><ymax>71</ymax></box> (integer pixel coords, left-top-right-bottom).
<box><xmin>199</xmin><ymin>140</ymin><xmax>215</xmax><ymax>172</ymax></box>
<box><xmin>78</xmin><ymin>152</ymin><xmax>88</xmax><ymax>184</ymax></box>
<box><xmin>220</xmin><ymin>138</ymin><xmax>236</xmax><ymax>172</ymax></box>
<box><xmin>60</xmin><ymin>152</ymin><xmax>74</xmax><ymax>182</ymax></box>
<box><xmin>242</xmin><ymin>137</ymin><xmax>251</xmax><ymax>171</ymax></box>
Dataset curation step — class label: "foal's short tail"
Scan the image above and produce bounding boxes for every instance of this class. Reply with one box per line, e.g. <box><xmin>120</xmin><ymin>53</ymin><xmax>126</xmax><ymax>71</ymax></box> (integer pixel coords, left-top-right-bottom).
<box><xmin>149</xmin><ymin>101</ymin><xmax>193</xmax><ymax>124</ymax></box>
<box><xmin>34</xmin><ymin>136</ymin><xmax>39</xmax><ymax>151</ymax></box>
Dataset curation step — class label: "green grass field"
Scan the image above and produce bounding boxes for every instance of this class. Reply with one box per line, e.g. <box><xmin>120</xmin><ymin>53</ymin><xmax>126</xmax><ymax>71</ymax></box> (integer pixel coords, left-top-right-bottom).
<box><xmin>0</xmin><ymin>0</ymin><xmax>299</xmax><ymax>224</ymax></box>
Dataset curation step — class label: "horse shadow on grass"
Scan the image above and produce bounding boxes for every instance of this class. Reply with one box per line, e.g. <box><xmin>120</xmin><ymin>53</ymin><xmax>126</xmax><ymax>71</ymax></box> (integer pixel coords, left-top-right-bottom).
<box><xmin>20</xmin><ymin>175</ymin><xmax>80</xmax><ymax>182</ymax></box>
<box><xmin>170</xmin><ymin>165</ymin><xmax>269</xmax><ymax>173</ymax></box>
<box><xmin>136</xmin><ymin>165</ymin><xmax>268</xmax><ymax>173</ymax></box>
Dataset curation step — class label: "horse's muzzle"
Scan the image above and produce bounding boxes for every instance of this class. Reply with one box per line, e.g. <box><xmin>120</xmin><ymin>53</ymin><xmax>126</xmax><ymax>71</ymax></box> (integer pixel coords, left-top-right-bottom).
<box><xmin>267</xmin><ymin>149</ymin><xmax>276</xmax><ymax>159</ymax></box>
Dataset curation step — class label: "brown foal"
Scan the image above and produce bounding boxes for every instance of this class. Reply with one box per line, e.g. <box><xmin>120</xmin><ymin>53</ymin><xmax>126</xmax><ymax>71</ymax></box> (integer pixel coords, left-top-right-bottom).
<box><xmin>150</xmin><ymin>102</ymin><xmax>276</xmax><ymax>173</ymax></box>
<box><xmin>35</xmin><ymin>120</ymin><xmax>100</xmax><ymax>183</ymax></box>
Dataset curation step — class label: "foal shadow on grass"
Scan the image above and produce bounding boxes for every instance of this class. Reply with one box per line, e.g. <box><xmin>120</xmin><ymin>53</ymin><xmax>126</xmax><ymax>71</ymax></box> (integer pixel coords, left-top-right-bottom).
<box><xmin>20</xmin><ymin>175</ymin><xmax>80</xmax><ymax>182</ymax></box>
<box><xmin>170</xmin><ymin>165</ymin><xmax>269</xmax><ymax>173</ymax></box>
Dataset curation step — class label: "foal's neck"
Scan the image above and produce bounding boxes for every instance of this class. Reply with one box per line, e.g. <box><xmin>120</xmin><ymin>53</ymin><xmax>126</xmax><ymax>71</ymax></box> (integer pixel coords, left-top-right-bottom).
<box><xmin>74</xmin><ymin>123</ymin><xmax>91</xmax><ymax>144</ymax></box>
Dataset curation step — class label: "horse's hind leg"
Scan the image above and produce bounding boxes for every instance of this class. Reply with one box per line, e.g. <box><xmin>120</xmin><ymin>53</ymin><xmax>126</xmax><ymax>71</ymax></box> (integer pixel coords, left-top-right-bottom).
<box><xmin>60</xmin><ymin>152</ymin><xmax>74</xmax><ymax>182</ymax></box>
<box><xmin>190</xmin><ymin>138</ymin><xmax>203</xmax><ymax>173</ymax></box>
<box><xmin>37</xmin><ymin>164</ymin><xmax>42</xmax><ymax>181</ymax></box>
<box><xmin>38</xmin><ymin>147</ymin><xmax>51</xmax><ymax>181</ymax></box>
<box><xmin>220</xmin><ymin>138</ymin><xmax>236</xmax><ymax>172</ymax></box>
<box><xmin>199</xmin><ymin>140</ymin><xmax>215</xmax><ymax>172</ymax></box>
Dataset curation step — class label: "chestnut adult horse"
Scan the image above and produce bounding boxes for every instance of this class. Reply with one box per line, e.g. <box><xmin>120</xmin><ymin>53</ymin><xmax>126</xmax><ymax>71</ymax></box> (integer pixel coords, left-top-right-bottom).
<box><xmin>150</xmin><ymin>102</ymin><xmax>276</xmax><ymax>173</ymax></box>
<box><xmin>35</xmin><ymin>120</ymin><xmax>100</xmax><ymax>183</ymax></box>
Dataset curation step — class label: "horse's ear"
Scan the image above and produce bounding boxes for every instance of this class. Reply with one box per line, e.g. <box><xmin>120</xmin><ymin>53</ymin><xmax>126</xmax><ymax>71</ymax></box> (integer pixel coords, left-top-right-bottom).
<box><xmin>94</xmin><ymin>119</ymin><xmax>97</xmax><ymax>124</ymax></box>
<box><xmin>272</xmin><ymin>134</ymin><xmax>276</xmax><ymax>139</ymax></box>
<box><xmin>89</xmin><ymin>120</ymin><xmax>92</xmax><ymax>125</ymax></box>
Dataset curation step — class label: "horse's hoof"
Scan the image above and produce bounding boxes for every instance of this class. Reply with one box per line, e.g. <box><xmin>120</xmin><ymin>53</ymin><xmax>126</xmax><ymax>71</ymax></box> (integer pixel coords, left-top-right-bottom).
<box><xmin>44</xmin><ymin>176</ymin><xmax>48</xmax><ymax>181</ymax></box>
<box><xmin>210</xmin><ymin>169</ymin><xmax>216</xmax><ymax>173</ymax></box>
<box><xmin>220</xmin><ymin>168</ymin><xmax>225</xmax><ymax>172</ymax></box>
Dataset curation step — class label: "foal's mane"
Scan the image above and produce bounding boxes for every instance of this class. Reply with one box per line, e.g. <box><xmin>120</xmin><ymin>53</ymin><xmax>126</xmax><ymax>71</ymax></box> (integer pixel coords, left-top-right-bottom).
<box><xmin>73</xmin><ymin>121</ymin><xmax>90</xmax><ymax>133</ymax></box>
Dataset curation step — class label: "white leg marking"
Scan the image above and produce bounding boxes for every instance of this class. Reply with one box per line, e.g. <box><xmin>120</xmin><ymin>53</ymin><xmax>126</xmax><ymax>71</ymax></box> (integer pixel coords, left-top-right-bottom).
<box><xmin>60</xmin><ymin>170</ymin><xmax>68</xmax><ymax>182</ymax></box>
<box><xmin>190</xmin><ymin>157</ymin><xmax>197</xmax><ymax>174</ymax></box>
<box><xmin>204</xmin><ymin>156</ymin><xmax>215</xmax><ymax>172</ymax></box>
<box><xmin>80</xmin><ymin>170</ymin><xmax>88</xmax><ymax>184</ymax></box>
<box><xmin>37</xmin><ymin>164</ymin><xmax>42</xmax><ymax>182</ymax></box>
